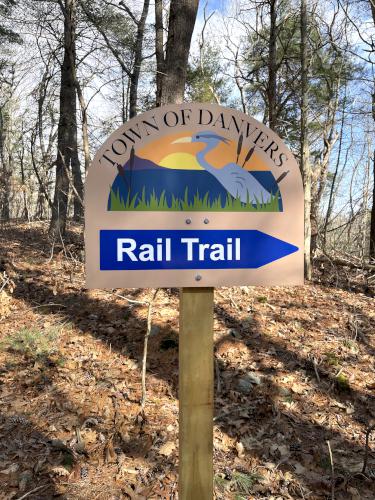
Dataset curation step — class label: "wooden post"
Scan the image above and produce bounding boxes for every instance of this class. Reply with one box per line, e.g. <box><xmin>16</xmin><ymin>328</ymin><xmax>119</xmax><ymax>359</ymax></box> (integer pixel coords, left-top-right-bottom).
<box><xmin>179</xmin><ymin>287</ymin><xmax>214</xmax><ymax>500</ymax></box>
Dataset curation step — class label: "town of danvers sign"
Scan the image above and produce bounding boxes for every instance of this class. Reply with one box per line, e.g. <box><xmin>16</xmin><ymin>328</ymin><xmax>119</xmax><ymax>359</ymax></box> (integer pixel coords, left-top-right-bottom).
<box><xmin>85</xmin><ymin>103</ymin><xmax>304</xmax><ymax>288</ymax></box>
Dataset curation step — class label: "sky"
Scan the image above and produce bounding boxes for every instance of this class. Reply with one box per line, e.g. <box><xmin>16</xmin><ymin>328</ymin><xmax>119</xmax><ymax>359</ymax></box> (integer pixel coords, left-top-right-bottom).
<box><xmin>198</xmin><ymin>0</ymin><xmax>226</xmax><ymax>16</ymax></box>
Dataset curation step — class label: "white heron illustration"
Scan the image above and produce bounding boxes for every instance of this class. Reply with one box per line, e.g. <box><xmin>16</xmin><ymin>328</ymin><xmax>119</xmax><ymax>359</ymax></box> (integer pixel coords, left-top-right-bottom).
<box><xmin>173</xmin><ymin>132</ymin><xmax>272</xmax><ymax>204</ymax></box>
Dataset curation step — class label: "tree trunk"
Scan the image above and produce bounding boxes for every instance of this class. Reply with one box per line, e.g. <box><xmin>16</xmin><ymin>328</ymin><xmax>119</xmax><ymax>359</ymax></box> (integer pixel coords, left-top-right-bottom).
<box><xmin>35</xmin><ymin>186</ymin><xmax>46</xmax><ymax>220</ymax></box>
<box><xmin>121</xmin><ymin>69</ymin><xmax>127</xmax><ymax>123</ymax></box>
<box><xmin>155</xmin><ymin>0</ymin><xmax>165</xmax><ymax>106</ymax></box>
<box><xmin>160</xmin><ymin>0</ymin><xmax>199</xmax><ymax>105</ymax></box>
<box><xmin>75</xmin><ymin>80</ymin><xmax>91</xmax><ymax>171</ymax></box>
<box><xmin>323</xmin><ymin>86</ymin><xmax>347</xmax><ymax>250</ymax></box>
<box><xmin>310</xmin><ymin>199</ymin><xmax>318</xmax><ymax>257</ymax></box>
<box><xmin>49</xmin><ymin>0</ymin><xmax>82</xmax><ymax>237</ymax></box>
<box><xmin>369</xmin><ymin>1</ymin><xmax>375</xmax><ymax>260</ymax></box>
<box><xmin>300</xmin><ymin>0</ymin><xmax>311</xmax><ymax>279</ymax></box>
<box><xmin>369</xmin><ymin>89</ymin><xmax>375</xmax><ymax>260</ymax></box>
<box><xmin>71</xmin><ymin>146</ymin><xmax>83</xmax><ymax>218</ymax></box>
<box><xmin>129</xmin><ymin>0</ymin><xmax>150</xmax><ymax>118</ymax></box>
<box><xmin>268</xmin><ymin>0</ymin><xmax>278</xmax><ymax>132</ymax></box>
<box><xmin>0</xmin><ymin>107</ymin><xmax>10</xmax><ymax>221</ymax></box>
<box><xmin>0</xmin><ymin>100</ymin><xmax>13</xmax><ymax>222</ymax></box>
<box><xmin>35</xmin><ymin>62</ymin><xmax>54</xmax><ymax>220</ymax></box>
<box><xmin>19</xmin><ymin>128</ymin><xmax>29</xmax><ymax>220</ymax></box>
<box><xmin>310</xmin><ymin>127</ymin><xmax>338</xmax><ymax>255</ymax></box>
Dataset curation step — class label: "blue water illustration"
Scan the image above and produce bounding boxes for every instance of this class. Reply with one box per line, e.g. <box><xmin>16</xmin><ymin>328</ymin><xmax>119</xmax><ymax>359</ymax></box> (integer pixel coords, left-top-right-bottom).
<box><xmin>108</xmin><ymin>156</ymin><xmax>283</xmax><ymax>211</ymax></box>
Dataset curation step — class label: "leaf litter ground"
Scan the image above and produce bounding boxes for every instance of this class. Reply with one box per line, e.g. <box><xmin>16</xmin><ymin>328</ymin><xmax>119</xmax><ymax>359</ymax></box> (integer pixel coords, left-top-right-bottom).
<box><xmin>0</xmin><ymin>222</ymin><xmax>374</xmax><ymax>499</ymax></box>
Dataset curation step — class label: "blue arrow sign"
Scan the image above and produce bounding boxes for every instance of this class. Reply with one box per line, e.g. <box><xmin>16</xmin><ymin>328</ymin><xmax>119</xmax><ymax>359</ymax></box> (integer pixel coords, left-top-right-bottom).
<box><xmin>100</xmin><ymin>230</ymin><xmax>298</xmax><ymax>271</ymax></box>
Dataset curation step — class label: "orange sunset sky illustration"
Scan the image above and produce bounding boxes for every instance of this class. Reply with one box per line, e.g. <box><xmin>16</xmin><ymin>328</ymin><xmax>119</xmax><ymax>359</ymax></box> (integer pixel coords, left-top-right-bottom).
<box><xmin>137</xmin><ymin>131</ymin><xmax>269</xmax><ymax>171</ymax></box>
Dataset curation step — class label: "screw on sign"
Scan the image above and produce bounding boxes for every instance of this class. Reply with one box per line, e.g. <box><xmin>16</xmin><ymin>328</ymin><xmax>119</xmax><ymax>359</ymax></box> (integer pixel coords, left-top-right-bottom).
<box><xmin>85</xmin><ymin>103</ymin><xmax>304</xmax><ymax>499</ymax></box>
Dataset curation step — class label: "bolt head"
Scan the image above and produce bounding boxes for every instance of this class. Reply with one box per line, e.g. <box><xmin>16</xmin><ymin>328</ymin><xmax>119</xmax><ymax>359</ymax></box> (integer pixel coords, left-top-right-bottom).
<box><xmin>204</xmin><ymin>218</ymin><xmax>209</xmax><ymax>224</ymax></box>
<box><xmin>195</xmin><ymin>274</ymin><xmax>202</xmax><ymax>281</ymax></box>
<box><xmin>185</xmin><ymin>218</ymin><xmax>192</xmax><ymax>225</ymax></box>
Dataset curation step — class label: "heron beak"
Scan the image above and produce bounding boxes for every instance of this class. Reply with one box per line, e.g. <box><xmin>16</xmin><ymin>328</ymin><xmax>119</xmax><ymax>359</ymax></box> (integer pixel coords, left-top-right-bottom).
<box><xmin>172</xmin><ymin>136</ymin><xmax>192</xmax><ymax>144</ymax></box>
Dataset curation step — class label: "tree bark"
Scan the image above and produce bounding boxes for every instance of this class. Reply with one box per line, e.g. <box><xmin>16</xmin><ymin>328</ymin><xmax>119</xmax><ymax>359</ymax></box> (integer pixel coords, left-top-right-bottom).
<box><xmin>75</xmin><ymin>79</ymin><xmax>90</xmax><ymax>171</ymax></box>
<box><xmin>0</xmin><ymin>106</ymin><xmax>10</xmax><ymax>221</ymax></box>
<box><xmin>155</xmin><ymin>0</ymin><xmax>165</xmax><ymax>106</ymax></box>
<box><xmin>0</xmin><ymin>64</ymin><xmax>15</xmax><ymax>223</ymax></box>
<box><xmin>121</xmin><ymin>69</ymin><xmax>127</xmax><ymax>123</ymax></box>
<box><xmin>129</xmin><ymin>0</ymin><xmax>150</xmax><ymax>118</ymax></box>
<box><xmin>160</xmin><ymin>0</ymin><xmax>199</xmax><ymax>105</ymax></box>
<box><xmin>49</xmin><ymin>0</ymin><xmax>82</xmax><ymax>237</ymax></box>
<box><xmin>369</xmin><ymin>1</ymin><xmax>375</xmax><ymax>260</ymax></box>
<box><xmin>369</xmin><ymin>89</ymin><xmax>375</xmax><ymax>260</ymax></box>
<box><xmin>30</xmin><ymin>131</ymin><xmax>54</xmax><ymax>215</ymax></box>
<box><xmin>310</xmin><ymin>125</ymin><xmax>339</xmax><ymax>255</ymax></box>
<box><xmin>0</xmin><ymin>105</ymin><xmax>15</xmax><ymax>222</ymax></box>
<box><xmin>268</xmin><ymin>0</ymin><xmax>278</xmax><ymax>132</ymax></box>
<box><xmin>19</xmin><ymin>124</ymin><xmax>29</xmax><ymax>220</ymax></box>
<box><xmin>300</xmin><ymin>0</ymin><xmax>311</xmax><ymax>279</ymax></box>
<box><xmin>323</xmin><ymin>85</ymin><xmax>347</xmax><ymax>250</ymax></box>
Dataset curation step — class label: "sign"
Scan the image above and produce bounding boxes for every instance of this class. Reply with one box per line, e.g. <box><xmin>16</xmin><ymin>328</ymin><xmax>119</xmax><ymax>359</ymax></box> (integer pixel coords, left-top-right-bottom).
<box><xmin>85</xmin><ymin>103</ymin><xmax>304</xmax><ymax>287</ymax></box>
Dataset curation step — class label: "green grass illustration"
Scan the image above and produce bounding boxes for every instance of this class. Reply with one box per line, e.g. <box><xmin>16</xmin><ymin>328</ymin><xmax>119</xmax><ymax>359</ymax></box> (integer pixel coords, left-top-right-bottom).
<box><xmin>110</xmin><ymin>186</ymin><xmax>281</xmax><ymax>212</ymax></box>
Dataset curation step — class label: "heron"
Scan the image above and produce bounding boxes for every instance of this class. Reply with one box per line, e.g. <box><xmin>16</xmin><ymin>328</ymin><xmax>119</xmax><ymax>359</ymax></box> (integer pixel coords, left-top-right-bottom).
<box><xmin>173</xmin><ymin>132</ymin><xmax>272</xmax><ymax>204</ymax></box>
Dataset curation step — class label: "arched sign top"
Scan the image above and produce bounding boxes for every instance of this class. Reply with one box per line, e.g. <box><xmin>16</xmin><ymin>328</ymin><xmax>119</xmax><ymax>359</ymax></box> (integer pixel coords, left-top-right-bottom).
<box><xmin>85</xmin><ymin>103</ymin><xmax>304</xmax><ymax>288</ymax></box>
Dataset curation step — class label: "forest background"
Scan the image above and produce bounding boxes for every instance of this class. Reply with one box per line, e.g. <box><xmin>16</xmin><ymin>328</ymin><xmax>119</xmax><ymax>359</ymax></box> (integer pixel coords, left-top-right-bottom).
<box><xmin>0</xmin><ymin>0</ymin><xmax>374</xmax><ymax>277</ymax></box>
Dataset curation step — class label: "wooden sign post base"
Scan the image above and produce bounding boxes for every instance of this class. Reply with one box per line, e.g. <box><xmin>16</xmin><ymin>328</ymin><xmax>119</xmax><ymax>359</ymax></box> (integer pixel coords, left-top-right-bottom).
<box><xmin>179</xmin><ymin>287</ymin><xmax>214</xmax><ymax>499</ymax></box>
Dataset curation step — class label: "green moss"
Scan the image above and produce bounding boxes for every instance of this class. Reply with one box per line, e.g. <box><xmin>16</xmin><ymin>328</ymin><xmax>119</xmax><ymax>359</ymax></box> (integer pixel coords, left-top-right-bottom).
<box><xmin>336</xmin><ymin>373</ymin><xmax>350</xmax><ymax>391</ymax></box>
<box><xmin>325</xmin><ymin>351</ymin><xmax>340</xmax><ymax>366</ymax></box>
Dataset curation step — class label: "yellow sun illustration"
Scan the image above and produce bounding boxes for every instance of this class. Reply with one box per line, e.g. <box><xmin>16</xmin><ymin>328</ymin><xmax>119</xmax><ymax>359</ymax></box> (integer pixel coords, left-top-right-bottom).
<box><xmin>159</xmin><ymin>152</ymin><xmax>203</xmax><ymax>170</ymax></box>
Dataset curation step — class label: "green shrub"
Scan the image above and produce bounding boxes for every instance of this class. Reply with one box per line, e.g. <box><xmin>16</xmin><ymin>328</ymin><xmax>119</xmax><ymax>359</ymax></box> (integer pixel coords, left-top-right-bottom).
<box><xmin>232</xmin><ymin>471</ymin><xmax>263</xmax><ymax>494</ymax></box>
<box><xmin>215</xmin><ymin>470</ymin><xmax>263</xmax><ymax>497</ymax></box>
<box><xmin>1</xmin><ymin>327</ymin><xmax>60</xmax><ymax>359</ymax></box>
